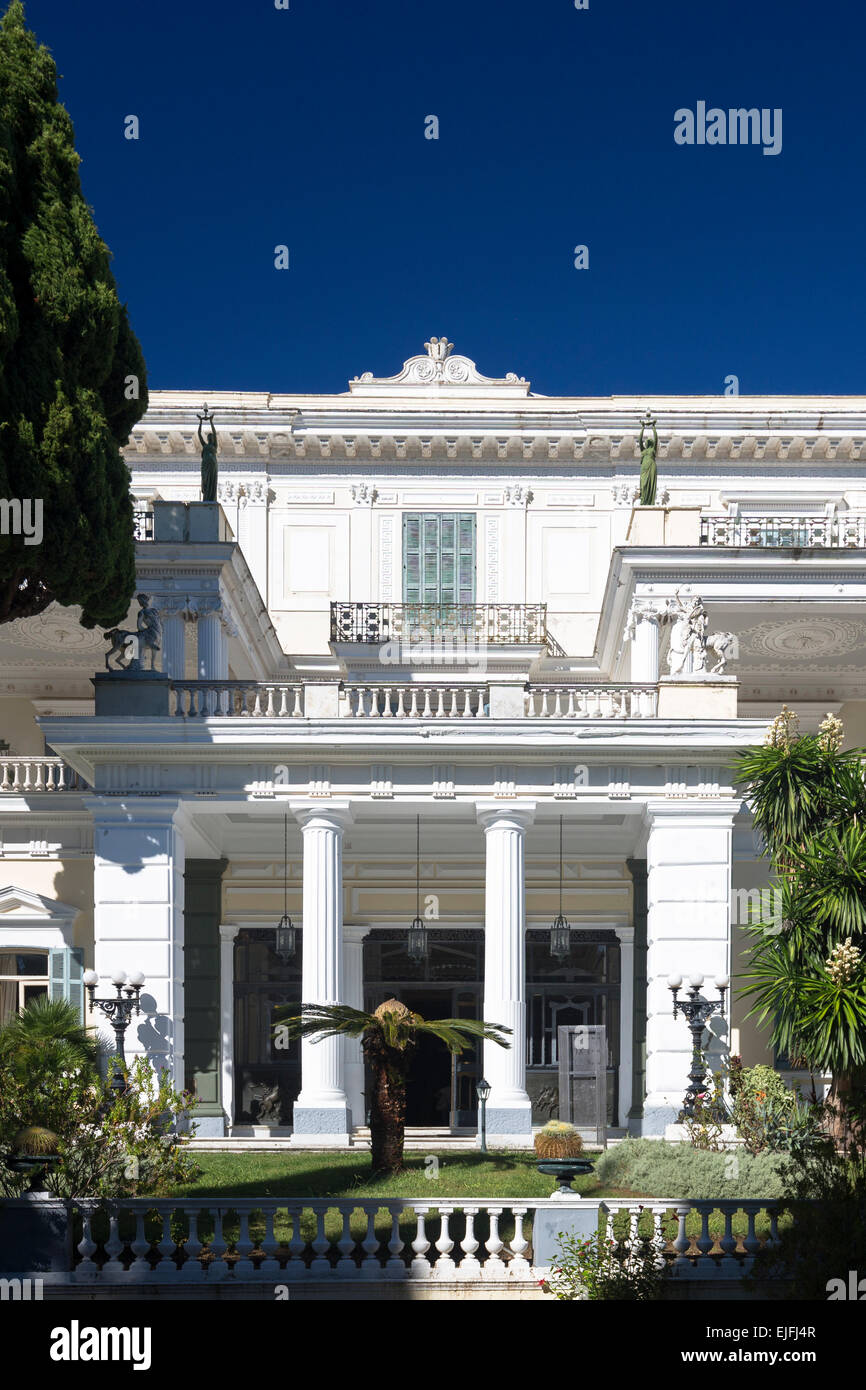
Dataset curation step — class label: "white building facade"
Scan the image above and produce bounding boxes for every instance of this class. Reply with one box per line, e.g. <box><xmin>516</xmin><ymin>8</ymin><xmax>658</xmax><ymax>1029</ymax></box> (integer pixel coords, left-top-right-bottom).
<box><xmin>3</xmin><ymin>339</ymin><xmax>866</xmax><ymax>1144</ymax></box>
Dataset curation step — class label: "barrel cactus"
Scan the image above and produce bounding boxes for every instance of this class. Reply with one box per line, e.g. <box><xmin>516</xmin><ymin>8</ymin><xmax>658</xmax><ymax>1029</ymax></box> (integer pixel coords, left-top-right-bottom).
<box><xmin>534</xmin><ymin>1119</ymin><xmax>583</xmax><ymax>1159</ymax></box>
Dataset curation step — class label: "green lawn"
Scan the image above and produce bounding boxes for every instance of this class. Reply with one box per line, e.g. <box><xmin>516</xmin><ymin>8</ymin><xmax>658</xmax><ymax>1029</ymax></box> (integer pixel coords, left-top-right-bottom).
<box><xmin>174</xmin><ymin>1150</ymin><xmax>598</xmax><ymax>1201</ymax></box>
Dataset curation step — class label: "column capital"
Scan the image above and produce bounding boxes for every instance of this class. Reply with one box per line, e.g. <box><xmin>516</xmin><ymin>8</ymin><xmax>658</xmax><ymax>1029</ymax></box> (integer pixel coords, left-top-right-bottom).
<box><xmin>475</xmin><ymin>799</ymin><xmax>536</xmax><ymax>830</ymax></box>
<box><xmin>292</xmin><ymin>799</ymin><xmax>354</xmax><ymax>830</ymax></box>
<box><xmin>343</xmin><ymin>923</ymin><xmax>371</xmax><ymax>944</ymax></box>
<box><xmin>218</xmin><ymin>923</ymin><xmax>241</xmax><ymax>942</ymax></box>
<box><xmin>643</xmin><ymin>797</ymin><xmax>742</xmax><ymax>825</ymax></box>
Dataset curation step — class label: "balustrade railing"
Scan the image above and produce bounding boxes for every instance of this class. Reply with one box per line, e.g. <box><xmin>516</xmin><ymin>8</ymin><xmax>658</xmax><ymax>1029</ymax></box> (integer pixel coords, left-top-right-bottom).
<box><xmin>700</xmin><ymin>514</ymin><xmax>866</xmax><ymax>548</ymax></box>
<box><xmin>132</xmin><ymin>509</ymin><xmax>154</xmax><ymax>541</ymax></box>
<box><xmin>0</xmin><ymin>757</ymin><xmax>84</xmax><ymax>793</ymax></box>
<box><xmin>53</xmin><ymin>1196</ymin><xmax>785</xmax><ymax>1286</ymax></box>
<box><xmin>171</xmin><ymin>682</ymin><xmax>304</xmax><ymax>717</ymax></box>
<box><xmin>331</xmin><ymin>602</ymin><xmax>548</xmax><ymax>647</ymax></box>
<box><xmin>342</xmin><ymin>684</ymin><xmax>488</xmax><ymax>719</ymax></box>
<box><xmin>526</xmin><ymin>685</ymin><xmax>658</xmax><ymax>718</ymax></box>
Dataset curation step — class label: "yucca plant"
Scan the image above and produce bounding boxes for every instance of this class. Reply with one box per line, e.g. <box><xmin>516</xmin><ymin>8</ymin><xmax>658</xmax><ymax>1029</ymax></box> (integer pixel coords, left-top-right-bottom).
<box><xmin>733</xmin><ymin>710</ymin><xmax>866</xmax><ymax>1140</ymax></box>
<box><xmin>279</xmin><ymin>998</ymin><xmax>510</xmax><ymax>1173</ymax></box>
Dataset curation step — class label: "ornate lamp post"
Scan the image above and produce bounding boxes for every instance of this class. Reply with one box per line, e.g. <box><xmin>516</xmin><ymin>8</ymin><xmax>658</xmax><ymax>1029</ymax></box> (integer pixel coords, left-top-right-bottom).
<box><xmin>667</xmin><ymin>972</ymin><xmax>728</xmax><ymax>1118</ymax></box>
<box><xmin>476</xmin><ymin>1077</ymin><xmax>491</xmax><ymax>1155</ymax></box>
<box><xmin>83</xmin><ymin>969</ymin><xmax>145</xmax><ymax>1096</ymax></box>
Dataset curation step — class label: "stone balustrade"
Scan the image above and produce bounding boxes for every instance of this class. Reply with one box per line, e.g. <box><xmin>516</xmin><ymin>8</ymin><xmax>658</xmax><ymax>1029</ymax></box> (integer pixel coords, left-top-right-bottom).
<box><xmin>171</xmin><ymin>681</ymin><xmax>304</xmax><ymax>717</ymax></box>
<box><xmin>3</xmin><ymin>1195</ymin><xmax>786</xmax><ymax>1291</ymax></box>
<box><xmin>0</xmin><ymin>757</ymin><xmax>84</xmax><ymax>793</ymax></box>
<box><xmin>526</xmin><ymin>685</ymin><xmax>658</xmax><ymax>718</ymax></box>
<box><xmin>341</xmin><ymin>684</ymin><xmax>488</xmax><ymax>719</ymax></box>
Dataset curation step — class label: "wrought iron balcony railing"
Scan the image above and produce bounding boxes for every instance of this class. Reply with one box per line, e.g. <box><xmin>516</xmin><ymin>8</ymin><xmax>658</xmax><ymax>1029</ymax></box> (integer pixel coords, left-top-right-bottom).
<box><xmin>700</xmin><ymin>514</ymin><xmax>866</xmax><ymax>548</ymax></box>
<box><xmin>330</xmin><ymin>602</ymin><xmax>548</xmax><ymax>647</ymax></box>
<box><xmin>133</xmin><ymin>509</ymin><xmax>154</xmax><ymax>541</ymax></box>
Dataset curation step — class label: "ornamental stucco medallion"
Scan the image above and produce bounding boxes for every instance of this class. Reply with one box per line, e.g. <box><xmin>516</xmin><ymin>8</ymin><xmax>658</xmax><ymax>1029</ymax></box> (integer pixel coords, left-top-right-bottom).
<box><xmin>3</xmin><ymin>605</ymin><xmax>106</xmax><ymax>653</ymax></box>
<box><xmin>739</xmin><ymin>619</ymin><xmax>866</xmax><ymax>659</ymax></box>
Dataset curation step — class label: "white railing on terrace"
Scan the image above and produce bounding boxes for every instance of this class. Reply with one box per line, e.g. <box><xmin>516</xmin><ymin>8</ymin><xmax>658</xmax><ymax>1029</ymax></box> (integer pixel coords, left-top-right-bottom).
<box><xmin>341</xmin><ymin>684</ymin><xmax>488</xmax><ymax>719</ymax></box>
<box><xmin>526</xmin><ymin>685</ymin><xmax>658</xmax><ymax>718</ymax></box>
<box><xmin>0</xmin><ymin>757</ymin><xmax>84</xmax><ymax>793</ymax></box>
<box><xmin>700</xmin><ymin>513</ymin><xmax>866</xmax><ymax>548</ymax></box>
<box><xmin>172</xmin><ymin>682</ymin><xmax>304</xmax><ymax>717</ymax></box>
<box><xmin>49</xmin><ymin>1196</ymin><xmax>785</xmax><ymax>1286</ymax></box>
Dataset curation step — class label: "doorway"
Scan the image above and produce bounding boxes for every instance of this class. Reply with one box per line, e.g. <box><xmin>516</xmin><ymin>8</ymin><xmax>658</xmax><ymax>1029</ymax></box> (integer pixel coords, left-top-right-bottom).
<box><xmin>363</xmin><ymin>929</ymin><xmax>483</xmax><ymax>1128</ymax></box>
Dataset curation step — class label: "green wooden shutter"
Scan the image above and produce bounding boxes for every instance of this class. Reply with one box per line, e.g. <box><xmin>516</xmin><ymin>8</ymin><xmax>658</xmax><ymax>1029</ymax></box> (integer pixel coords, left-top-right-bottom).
<box><xmin>403</xmin><ymin>515</ymin><xmax>422</xmax><ymax>602</ymax></box>
<box><xmin>48</xmin><ymin>946</ymin><xmax>85</xmax><ymax>1023</ymax></box>
<box><xmin>403</xmin><ymin>513</ymin><xmax>475</xmax><ymax>604</ymax></box>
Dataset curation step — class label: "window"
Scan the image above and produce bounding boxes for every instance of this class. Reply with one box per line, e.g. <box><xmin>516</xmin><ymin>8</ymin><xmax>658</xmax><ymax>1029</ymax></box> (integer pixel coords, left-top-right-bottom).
<box><xmin>403</xmin><ymin>513</ymin><xmax>476</xmax><ymax>606</ymax></box>
<box><xmin>0</xmin><ymin>951</ymin><xmax>49</xmax><ymax>1026</ymax></box>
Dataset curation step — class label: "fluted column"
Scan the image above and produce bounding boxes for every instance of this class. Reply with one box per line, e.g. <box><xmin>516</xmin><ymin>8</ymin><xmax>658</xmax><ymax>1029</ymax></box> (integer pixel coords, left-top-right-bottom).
<box><xmin>196</xmin><ymin>605</ymin><xmax>228</xmax><ymax>680</ymax></box>
<box><xmin>476</xmin><ymin>800</ymin><xmax>535</xmax><ymax>1146</ymax></box>
<box><xmin>161</xmin><ymin>611</ymin><xmax>186</xmax><ymax>679</ymax></box>
<box><xmin>292</xmin><ymin>801</ymin><xmax>353</xmax><ymax>1143</ymax></box>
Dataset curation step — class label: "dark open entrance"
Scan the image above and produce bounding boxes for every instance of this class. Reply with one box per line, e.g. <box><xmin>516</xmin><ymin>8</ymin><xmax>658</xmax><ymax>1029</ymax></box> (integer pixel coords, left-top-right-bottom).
<box><xmin>364</xmin><ymin>929</ymin><xmax>483</xmax><ymax>1127</ymax></box>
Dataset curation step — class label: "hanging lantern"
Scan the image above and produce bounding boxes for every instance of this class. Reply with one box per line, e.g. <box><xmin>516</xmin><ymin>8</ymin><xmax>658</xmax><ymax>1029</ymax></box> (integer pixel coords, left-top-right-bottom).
<box><xmin>550</xmin><ymin>815</ymin><xmax>571</xmax><ymax>961</ymax></box>
<box><xmin>407</xmin><ymin>815</ymin><xmax>429</xmax><ymax>963</ymax></box>
<box><xmin>275</xmin><ymin>813</ymin><xmax>296</xmax><ymax>962</ymax></box>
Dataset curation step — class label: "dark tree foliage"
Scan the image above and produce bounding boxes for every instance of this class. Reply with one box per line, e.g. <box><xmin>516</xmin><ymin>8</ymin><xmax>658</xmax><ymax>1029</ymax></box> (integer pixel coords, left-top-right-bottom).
<box><xmin>0</xmin><ymin>1</ymin><xmax>146</xmax><ymax>625</ymax></box>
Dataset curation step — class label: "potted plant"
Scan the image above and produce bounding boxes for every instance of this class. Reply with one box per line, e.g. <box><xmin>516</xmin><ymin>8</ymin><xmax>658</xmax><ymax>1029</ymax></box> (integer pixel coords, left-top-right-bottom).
<box><xmin>534</xmin><ymin>1119</ymin><xmax>584</xmax><ymax>1159</ymax></box>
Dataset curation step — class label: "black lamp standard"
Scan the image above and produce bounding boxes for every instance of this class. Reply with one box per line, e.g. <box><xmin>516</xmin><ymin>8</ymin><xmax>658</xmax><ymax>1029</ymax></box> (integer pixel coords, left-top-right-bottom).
<box><xmin>476</xmin><ymin>1077</ymin><xmax>491</xmax><ymax>1155</ymax></box>
<box><xmin>83</xmin><ymin>969</ymin><xmax>145</xmax><ymax>1097</ymax></box>
<box><xmin>667</xmin><ymin>972</ymin><xmax>728</xmax><ymax>1118</ymax></box>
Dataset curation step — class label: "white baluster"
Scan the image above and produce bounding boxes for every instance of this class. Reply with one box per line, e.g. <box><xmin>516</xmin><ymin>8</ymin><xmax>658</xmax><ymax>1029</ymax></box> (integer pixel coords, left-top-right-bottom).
<box><xmin>360</xmin><ymin>1205</ymin><xmax>381</xmax><ymax>1279</ymax></box>
<box><xmin>435</xmin><ymin>689</ymin><xmax>446</xmax><ymax>718</ymax></box>
<box><xmin>76</xmin><ymin>1206</ymin><xmax>100</xmax><ymax>1277</ymax></box>
<box><xmin>508</xmin><ymin>1207</ymin><xmax>531</xmax><ymax>1278</ymax></box>
<box><xmin>207</xmin><ymin>1208</ymin><xmax>228</xmax><ymax>1280</ymax></box>
<box><xmin>408</xmin><ymin>687</ymin><xmax>420</xmax><ymax>718</ymax></box>
<box><xmin>286</xmin><ymin>1204</ymin><xmax>307</xmax><ymax>1280</ymax></box>
<box><xmin>482</xmin><ymin>1207</ymin><xmax>505</xmax><ymax>1280</ymax></box>
<box><xmin>264</xmin><ymin>686</ymin><xmax>276</xmax><ymax>717</ymax></box>
<box><xmin>395</xmin><ymin>687</ymin><xmax>407</xmax><ymax>718</ymax></box>
<box><xmin>386</xmin><ymin>1205</ymin><xmax>406</xmax><ymax>1277</ymax></box>
<box><xmin>182</xmin><ymin>1208</ymin><xmax>205</xmax><ymax>1281</ymax></box>
<box><xmin>433</xmin><ymin>1207</ymin><xmax>457</xmax><ymax>1277</ymax></box>
<box><xmin>457</xmin><ymin>1207</ymin><xmax>481</xmax><ymax>1279</ymax></box>
<box><xmin>381</xmin><ymin>686</ymin><xmax>393</xmax><ymax>718</ymax></box>
<box><xmin>128</xmin><ymin>1209</ymin><xmax>150</xmax><ymax>1278</ymax></box>
<box><xmin>410</xmin><ymin>1207</ymin><xmax>432</xmax><ymax>1278</ymax></box>
<box><xmin>234</xmin><ymin>1209</ymin><xmax>256</xmax><ymax>1278</ymax></box>
<box><xmin>462</xmin><ymin>688</ymin><xmax>474</xmax><ymax>718</ymax></box>
<box><xmin>422</xmin><ymin>688</ymin><xmax>433</xmax><ymax>718</ymax></box>
<box><xmin>337</xmin><ymin>1207</ymin><xmax>357</xmax><ymax>1273</ymax></box>
<box><xmin>476</xmin><ymin>687</ymin><xmax>486</xmax><ymax>717</ymax></box>
<box><xmin>258</xmin><ymin>1205</ymin><xmax>281</xmax><ymax>1277</ymax></box>
<box><xmin>310</xmin><ymin>1208</ymin><xmax>331</xmax><ymax>1275</ymax></box>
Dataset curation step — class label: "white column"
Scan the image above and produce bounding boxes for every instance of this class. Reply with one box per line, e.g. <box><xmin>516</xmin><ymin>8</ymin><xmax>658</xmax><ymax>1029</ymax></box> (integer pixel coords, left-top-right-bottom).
<box><xmin>88</xmin><ymin>796</ymin><xmax>186</xmax><ymax>1091</ymax></box>
<box><xmin>237</xmin><ymin>479</ymin><xmax>269</xmax><ymax>607</ymax></box>
<box><xmin>343</xmin><ymin>925</ymin><xmax>369</xmax><ymax>1130</ymax></box>
<box><xmin>196</xmin><ymin>607</ymin><xmax>228</xmax><ymax>680</ymax></box>
<box><xmin>161</xmin><ymin>611</ymin><xmax>185</xmax><ymax>680</ymax></box>
<box><xmin>631</xmin><ymin>609</ymin><xmax>660</xmax><ymax>683</ymax></box>
<box><xmin>642</xmin><ymin>800</ymin><xmax>739</xmax><ymax>1135</ymax></box>
<box><xmin>292</xmin><ymin>801</ymin><xmax>353</xmax><ymax>1144</ymax></box>
<box><xmin>219</xmin><ymin>924</ymin><xmax>240</xmax><ymax>1135</ymax></box>
<box><xmin>476</xmin><ymin>800</ymin><xmax>535</xmax><ymax>1146</ymax></box>
<box><xmin>614</xmin><ymin>926</ymin><xmax>634</xmax><ymax>1129</ymax></box>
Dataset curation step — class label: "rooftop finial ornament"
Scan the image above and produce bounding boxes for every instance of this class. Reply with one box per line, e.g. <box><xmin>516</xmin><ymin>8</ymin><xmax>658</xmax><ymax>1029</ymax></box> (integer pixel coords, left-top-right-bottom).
<box><xmin>424</xmin><ymin>336</ymin><xmax>454</xmax><ymax>363</ymax></box>
<box><xmin>197</xmin><ymin>403</ymin><xmax>219</xmax><ymax>503</ymax></box>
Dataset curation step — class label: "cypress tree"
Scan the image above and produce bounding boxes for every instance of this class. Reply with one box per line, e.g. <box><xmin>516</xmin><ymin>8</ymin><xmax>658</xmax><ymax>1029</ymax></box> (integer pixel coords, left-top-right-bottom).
<box><xmin>0</xmin><ymin>0</ymin><xmax>146</xmax><ymax>626</ymax></box>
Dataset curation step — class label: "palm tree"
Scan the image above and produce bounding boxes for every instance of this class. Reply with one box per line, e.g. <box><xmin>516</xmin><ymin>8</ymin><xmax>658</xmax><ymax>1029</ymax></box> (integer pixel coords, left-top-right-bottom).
<box><xmin>0</xmin><ymin>996</ymin><xmax>100</xmax><ymax>1082</ymax></box>
<box><xmin>734</xmin><ymin>709</ymin><xmax>866</xmax><ymax>1140</ymax></box>
<box><xmin>281</xmin><ymin>998</ymin><xmax>511</xmax><ymax>1173</ymax></box>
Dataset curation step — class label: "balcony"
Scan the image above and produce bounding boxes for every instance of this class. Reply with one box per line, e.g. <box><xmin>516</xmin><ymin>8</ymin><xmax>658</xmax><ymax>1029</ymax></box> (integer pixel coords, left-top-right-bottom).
<box><xmin>132</xmin><ymin>509</ymin><xmax>154</xmax><ymax>541</ymax></box>
<box><xmin>699</xmin><ymin>514</ymin><xmax>866</xmax><ymax>548</ymax></box>
<box><xmin>330</xmin><ymin>602</ymin><xmax>549</xmax><ymax>648</ymax></box>
<box><xmin>0</xmin><ymin>756</ymin><xmax>86</xmax><ymax>793</ymax></box>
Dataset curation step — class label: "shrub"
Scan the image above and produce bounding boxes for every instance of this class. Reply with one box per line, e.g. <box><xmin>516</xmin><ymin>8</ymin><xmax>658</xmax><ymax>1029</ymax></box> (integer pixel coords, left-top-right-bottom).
<box><xmin>594</xmin><ymin>1139</ymin><xmax>788</xmax><ymax>1200</ymax></box>
<box><xmin>542</xmin><ymin>1227</ymin><xmax>669</xmax><ymax>1301</ymax></box>
<box><xmin>0</xmin><ymin>1054</ymin><xmax>200</xmax><ymax>1197</ymax></box>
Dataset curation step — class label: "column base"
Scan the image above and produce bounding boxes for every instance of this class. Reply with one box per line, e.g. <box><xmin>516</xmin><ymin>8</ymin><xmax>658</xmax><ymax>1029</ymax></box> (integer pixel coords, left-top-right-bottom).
<box><xmin>483</xmin><ymin>1104</ymin><xmax>534</xmax><ymax>1149</ymax></box>
<box><xmin>291</xmin><ymin>1103</ymin><xmax>352</xmax><ymax>1146</ymax></box>
<box><xmin>192</xmin><ymin>1114</ymin><xmax>228</xmax><ymax>1138</ymax></box>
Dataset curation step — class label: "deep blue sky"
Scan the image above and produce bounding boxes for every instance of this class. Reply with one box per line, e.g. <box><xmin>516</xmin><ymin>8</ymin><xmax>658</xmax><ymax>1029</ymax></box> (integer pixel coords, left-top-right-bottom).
<box><xmin>21</xmin><ymin>0</ymin><xmax>866</xmax><ymax>397</ymax></box>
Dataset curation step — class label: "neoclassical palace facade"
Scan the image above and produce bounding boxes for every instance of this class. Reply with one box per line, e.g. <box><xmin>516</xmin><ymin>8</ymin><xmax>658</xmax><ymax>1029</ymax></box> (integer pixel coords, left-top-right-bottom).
<box><xmin>3</xmin><ymin>339</ymin><xmax>865</xmax><ymax>1145</ymax></box>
